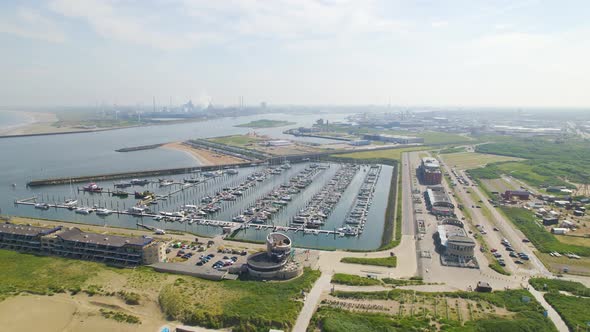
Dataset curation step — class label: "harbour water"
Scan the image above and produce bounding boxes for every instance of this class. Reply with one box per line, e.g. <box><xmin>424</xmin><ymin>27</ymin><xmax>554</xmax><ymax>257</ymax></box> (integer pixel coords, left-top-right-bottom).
<box><xmin>0</xmin><ymin>112</ymin><xmax>391</xmax><ymax>250</ymax></box>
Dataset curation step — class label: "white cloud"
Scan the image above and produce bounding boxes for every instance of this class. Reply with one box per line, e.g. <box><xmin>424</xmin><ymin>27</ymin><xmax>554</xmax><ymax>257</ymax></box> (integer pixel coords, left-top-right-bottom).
<box><xmin>49</xmin><ymin>0</ymin><xmax>221</xmax><ymax>49</ymax></box>
<box><xmin>431</xmin><ymin>21</ymin><xmax>448</xmax><ymax>28</ymax></box>
<box><xmin>182</xmin><ymin>0</ymin><xmax>406</xmax><ymax>40</ymax></box>
<box><xmin>0</xmin><ymin>7</ymin><xmax>65</xmax><ymax>43</ymax></box>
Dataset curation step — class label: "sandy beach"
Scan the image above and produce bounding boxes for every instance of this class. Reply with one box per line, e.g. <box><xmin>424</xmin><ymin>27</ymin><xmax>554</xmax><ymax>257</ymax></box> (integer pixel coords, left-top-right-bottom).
<box><xmin>162</xmin><ymin>141</ymin><xmax>248</xmax><ymax>166</ymax></box>
<box><xmin>0</xmin><ymin>111</ymin><xmax>61</xmax><ymax>136</ymax></box>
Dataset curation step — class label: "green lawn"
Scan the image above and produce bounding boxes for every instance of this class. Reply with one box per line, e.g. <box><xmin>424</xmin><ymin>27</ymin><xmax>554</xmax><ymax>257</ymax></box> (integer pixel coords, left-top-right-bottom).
<box><xmin>340</xmin><ymin>256</ymin><xmax>397</xmax><ymax>268</ymax></box>
<box><xmin>207</xmin><ymin>135</ymin><xmax>260</xmax><ymax>147</ymax></box>
<box><xmin>500</xmin><ymin>207</ymin><xmax>590</xmax><ymax>257</ymax></box>
<box><xmin>235</xmin><ymin>119</ymin><xmax>296</xmax><ymax>128</ymax></box>
<box><xmin>331</xmin><ymin>274</ymin><xmax>382</xmax><ymax>286</ymax></box>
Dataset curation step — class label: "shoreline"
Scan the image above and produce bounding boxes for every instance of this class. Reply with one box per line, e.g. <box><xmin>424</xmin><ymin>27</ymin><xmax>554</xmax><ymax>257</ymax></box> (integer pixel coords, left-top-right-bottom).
<box><xmin>0</xmin><ymin>110</ymin><xmax>58</xmax><ymax>136</ymax></box>
<box><xmin>161</xmin><ymin>141</ymin><xmax>248</xmax><ymax>166</ymax></box>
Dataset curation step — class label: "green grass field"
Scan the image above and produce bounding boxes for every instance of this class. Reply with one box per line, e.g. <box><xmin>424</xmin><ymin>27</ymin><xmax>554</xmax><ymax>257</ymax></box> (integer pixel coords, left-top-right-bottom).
<box><xmin>0</xmin><ymin>250</ymin><xmax>98</xmax><ymax>300</ymax></box>
<box><xmin>441</xmin><ymin>152</ymin><xmax>522</xmax><ymax>170</ymax></box>
<box><xmin>340</xmin><ymin>256</ymin><xmax>397</xmax><ymax>267</ymax></box>
<box><xmin>331</xmin><ymin>274</ymin><xmax>382</xmax><ymax>286</ymax></box>
<box><xmin>383</xmin><ymin>130</ymin><xmax>473</xmax><ymax>145</ymax></box>
<box><xmin>208</xmin><ymin>135</ymin><xmax>260</xmax><ymax>147</ymax></box>
<box><xmin>332</xmin><ymin>146</ymin><xmax>431</xmax><ymax>162</ymax></box>
<box><xmin>472</xmin><ymin>139</ymin><xmax>590</xmax><ymax>188</ymax></box>
<box><xmin>235</xmin><ymin>119</ymin><xmax>296</xmax><ymax>128</ymax></box>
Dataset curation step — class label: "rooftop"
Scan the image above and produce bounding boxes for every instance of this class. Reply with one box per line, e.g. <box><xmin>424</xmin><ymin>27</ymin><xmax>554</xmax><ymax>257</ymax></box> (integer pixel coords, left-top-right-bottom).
<box><xmin>56</xmin><ymin>227</ymin><xmax>153</xmax><ymax>248</ymax></box>
<box><xmin>426</xmin><ymin>187</ymin><xmax>453</xmax><ymax>205</ymax></box>
<box><xmin>0</xmin><ymin>223</ymin><xmax>61</xmax><ymax>237</ymax></box>
<box><xmin>437</xmin><ymin>224</ymin><xmax>472</xmax><ymax>247</ymax></box>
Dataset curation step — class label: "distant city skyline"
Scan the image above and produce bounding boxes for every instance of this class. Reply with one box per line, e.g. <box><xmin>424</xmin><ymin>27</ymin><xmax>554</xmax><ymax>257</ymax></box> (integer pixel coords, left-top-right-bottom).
<box><xmin>1</xmin><ymin>0</ymin><xmax>589</xmax><ymax>108</ymax></box>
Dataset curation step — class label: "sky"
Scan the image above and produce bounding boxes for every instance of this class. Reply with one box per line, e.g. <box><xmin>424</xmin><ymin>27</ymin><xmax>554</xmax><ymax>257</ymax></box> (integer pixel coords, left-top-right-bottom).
<box><xmin>0</xmin><ymin>0</ymin><xmax>589</xmax><ymax>108</ymax></box>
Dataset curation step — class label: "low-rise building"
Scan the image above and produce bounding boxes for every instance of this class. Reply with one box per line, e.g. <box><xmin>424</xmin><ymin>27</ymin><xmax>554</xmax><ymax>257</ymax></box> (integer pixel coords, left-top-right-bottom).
<box><xmin>435</xmin><ymin>218</ymin><xmax>477</xmax><ymax>268</ymax></box>
<box><xmin>424</xmin><ymin>186</ymin><xmax>454</xmax><ymax>216</ymax></box>
<box><xmin>0</xmin><ymin>222</ymin><xmax>165</xmax><ymax>266</ymax></box>
<box><xmin>502</xmin><ymin>190</ymin><xmax>530</xmax><ymax>200</ymax></box>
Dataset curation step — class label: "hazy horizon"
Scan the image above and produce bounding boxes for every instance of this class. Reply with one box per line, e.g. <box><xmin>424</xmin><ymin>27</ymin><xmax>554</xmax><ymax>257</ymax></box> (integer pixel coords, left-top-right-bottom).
<box><xmin>1</xmin><ymin>0</ymin><xmax>589</xmax><ymax>108</ymax></box>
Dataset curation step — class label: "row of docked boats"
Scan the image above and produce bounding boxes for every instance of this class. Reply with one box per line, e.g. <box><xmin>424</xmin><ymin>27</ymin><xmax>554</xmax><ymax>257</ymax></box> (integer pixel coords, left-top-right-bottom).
<box><xmin>153</xmin><ymin>167</ymin><xmax>276</xmax><ymax>223</ymax></box>
<box><xmin>340</xmin><ymin>165</ymin><xmax>381</xmax><ymax>236</ymax></box>
<box><xmin>232</xmin><ymin>164</ymin><xmax>326</xmax><ymax>224</ymax></box>
<box><xmin>293</xmin><ymin>164</ymin><xmax>360</xmax><ymax>230</ymax></box>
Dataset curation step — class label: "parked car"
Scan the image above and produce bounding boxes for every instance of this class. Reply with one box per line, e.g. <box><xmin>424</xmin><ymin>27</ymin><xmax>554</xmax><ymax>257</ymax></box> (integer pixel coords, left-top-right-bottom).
<box><xmin>515</xmin><ymin>260</ymin><xmax>524</xmax><ymax>264</ymax></box>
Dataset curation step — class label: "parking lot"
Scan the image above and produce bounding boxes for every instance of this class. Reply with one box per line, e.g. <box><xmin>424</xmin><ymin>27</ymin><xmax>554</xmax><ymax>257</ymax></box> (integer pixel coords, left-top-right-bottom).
<box><xmin>165</xmin><ymin>239</ymin><xmax>250</xmax><ymax>271</ymax></box>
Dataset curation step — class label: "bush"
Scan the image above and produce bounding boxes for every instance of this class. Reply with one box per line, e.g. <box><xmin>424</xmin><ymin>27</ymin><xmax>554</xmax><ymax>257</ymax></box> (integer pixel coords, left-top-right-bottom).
<box><xmin>544</xmin><ymin>293</ymin><xmax>590</xmax><ymax>331</ymax></box>
<box><xmin>529</xmin><ymin>278</ymin><xmax>590</xmax><ymax>297</ymax></box>
<box><xmin>100</xmin><ymin>309</ymin><xmax>141</xmax><ymax>324</ymax></box>
<box><xmin>119</xmin><ymin>291</ymin><xmax>141</xmax><ymax>305</ymax></box>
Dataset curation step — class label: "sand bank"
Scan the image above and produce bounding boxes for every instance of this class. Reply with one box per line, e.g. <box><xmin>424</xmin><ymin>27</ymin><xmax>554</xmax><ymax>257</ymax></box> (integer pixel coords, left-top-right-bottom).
<box><xmin>0</xmin><ymin>111</ymin><xmax>60</xmax><ymax>136</ymax></box>
<box><xmin>0</xmin><ymin>293</ymin><xmax>171</xmax><ymax>332</ymax></box>
<box><xmin>162</xmin><ymin>142</ymin><xmax>248</xmax><ymax>166</ymax></box>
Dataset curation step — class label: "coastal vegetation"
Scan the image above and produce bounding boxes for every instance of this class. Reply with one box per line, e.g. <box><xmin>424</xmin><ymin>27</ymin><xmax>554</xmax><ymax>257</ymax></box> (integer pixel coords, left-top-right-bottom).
<box><xmin>340</xmin><ymin>256</ymin><xmax>397</xmax><ymax>268</ymax></box>
<box><xmin>0</xmin><ymin>249</ymin><xmax>320</xmax><ymax>331</ymax></box>
<box><xmin>158</xmin><ymin>268</ymin><xmax>320</xmax><ymax>331</ymax></box>
<box><xmin>235</xmin><ymin>119</ymin><xmax>295</xmax><ymax>128</ymax></box>
<box><xmin>500</xmin><ymin>207</ymin><xmax>590</xmax><ymax>256</ymax></box>
<box><xmin>529</xmin><ymin>277</ymin><xmax>590</xmax><ymax>296</ymax></box>
<box><xmin>470</xmin><ymin>138</ymin><xmax>590</xmax><ymax>188</ymax></box>
<box><xmin>312</xmin><ymin>288</ymin><xmax>556</xmax><ymax>332</ymax></box>
<box><xmin>543</xmin><ymin>293</ymin><xmax>590</xmax><ymax>331</ymax></box>
<box><xmin>0</xmin><ymin>249</ymin><xmax>97</xmax><ymax>300</ymax></box>
<box><xmin>99</xmin><ymin>309</ymin><xmax>141</xmax><ymax>324</ymax></box>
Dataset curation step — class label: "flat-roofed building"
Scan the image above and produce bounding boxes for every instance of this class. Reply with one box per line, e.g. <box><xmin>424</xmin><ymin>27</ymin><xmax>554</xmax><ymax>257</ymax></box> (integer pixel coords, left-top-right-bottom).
<box><xmin>0</xmin><ymin>222</ymin><xmax>165</xmax><ymax>266</ymax></box>
<box><xmin>43</xmin><ymin>227</ymin><xmax>165</xmax><ymax>266</ymax></box>
<box><xmin>435</xmin><ymin>218</ymin><xmax>477</xmax><ymax>267</ymax></box>
<box><xmin>418</xmin><ymin>157</ymin><xmax>442</xmax><ymax>185</ymax></box>
<box><xmin>424</xmin><ymin>186</ymin><xmax>454</xmax><ymax>216</ymax></box>
<box><xmin>0</xmin><ymin>223</ymin><xmax>61</xmax><ymax>253</ymax></box>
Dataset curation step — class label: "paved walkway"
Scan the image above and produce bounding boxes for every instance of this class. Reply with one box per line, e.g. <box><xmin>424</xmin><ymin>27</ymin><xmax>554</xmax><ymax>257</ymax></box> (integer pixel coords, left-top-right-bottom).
<box><xmin>293</xmin><ymin>272</ymin><xmax>333</xmax><ymax>332</ymax></box>
<box><xmin>529</xmin><ymin>288</ymin><xmax>569</xmax><ymax>332</ymax></box>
